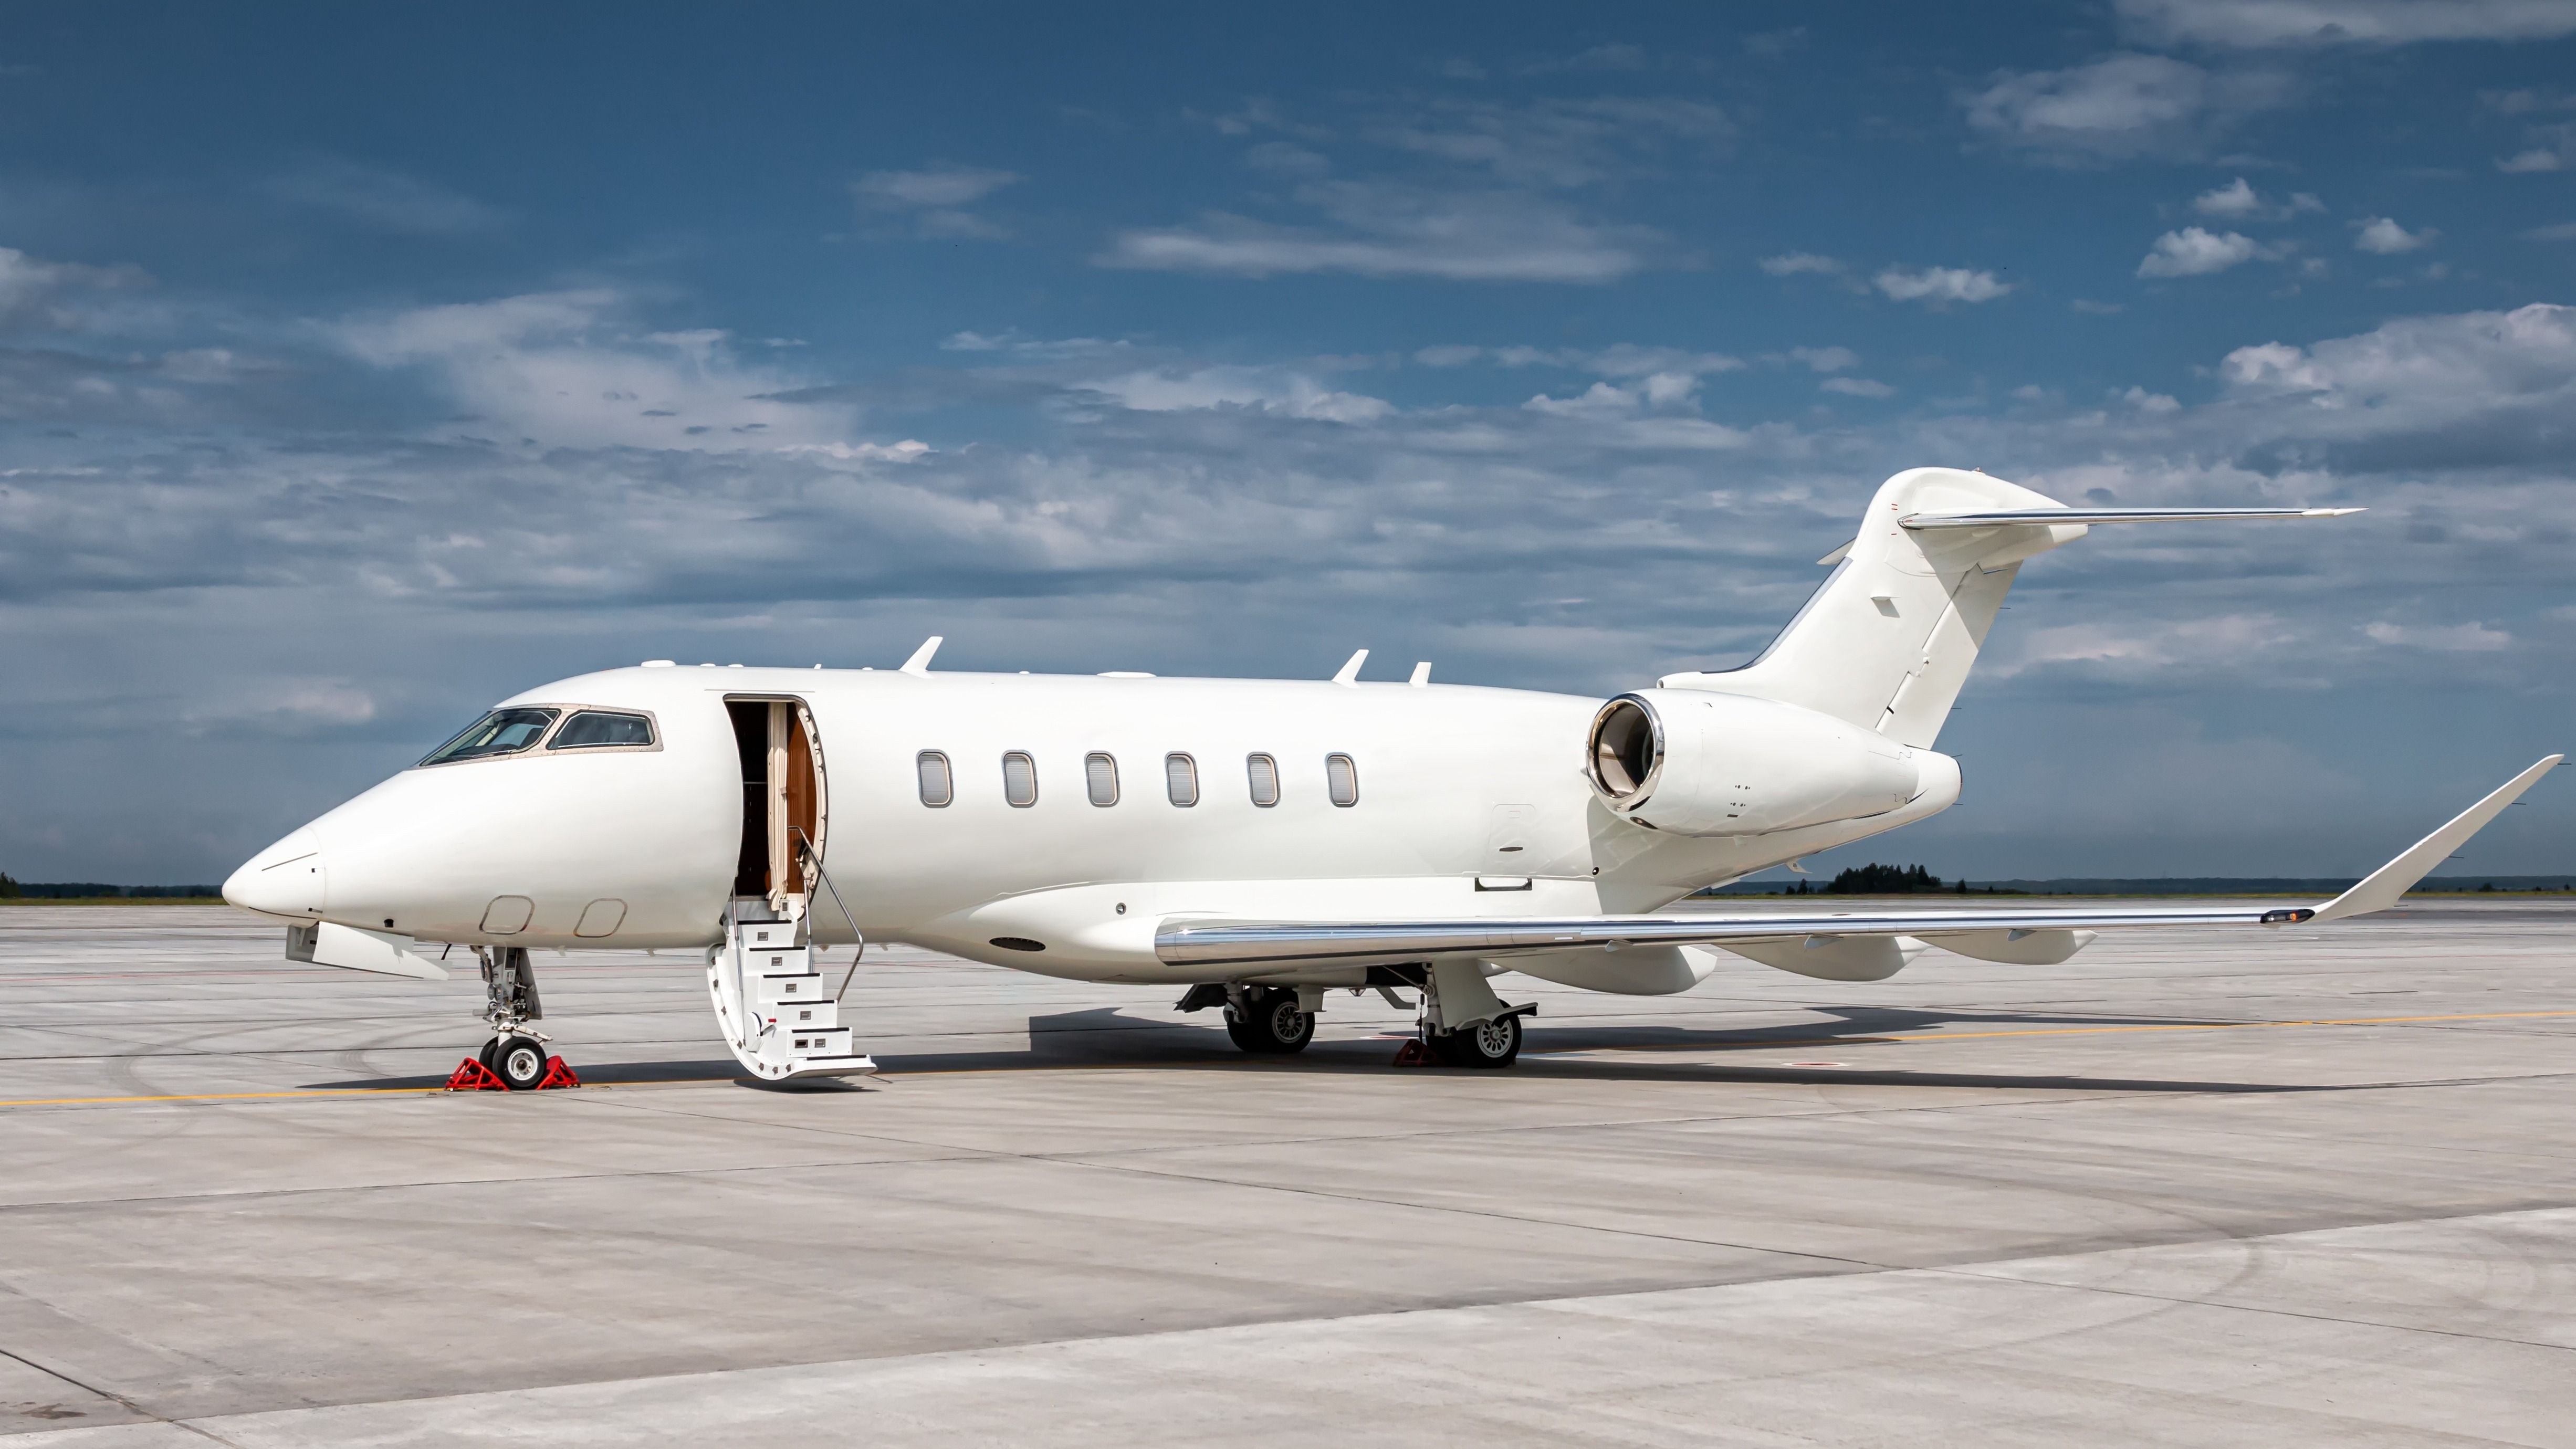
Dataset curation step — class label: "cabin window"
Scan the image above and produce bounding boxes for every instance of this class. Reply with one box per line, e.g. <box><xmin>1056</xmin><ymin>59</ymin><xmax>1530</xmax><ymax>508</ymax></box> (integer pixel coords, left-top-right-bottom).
<box><xmin>1165</xmin><ymin>753</ymin><xmax>1198</xmax><ymax>807</ymax></box>
<box><xmin>547</xmin><ymin>710</ymin><xmax>655</xmax><ymax>750</ymax></box>
<box><xmin>419</xmin><ymin>707</ymin><xmax>560</xmax><ymax>766</ymax></box>
<box><xmin>916</xmin><ymin>751</ymin><xmax>953</xmax><ymax>807</ymax></box>
<box><xmin>1085</xmin><ymin>752</ymin><xmax>1119</xmax><ymax>806</ymax></box>
<box><xmin>1326</xmin><ymin>753</ymin><xmax>1359</xmax><ymax>807</ymax></box>
<box><xmin>1002</xmin><ymin>751</ymin><xmax>1039</xmax><ymax>807</ymax></box>
<box><xmin>1246</xmin><ymin>753</ymin><xmax>1280</xmax><ymax>807</ymax></box>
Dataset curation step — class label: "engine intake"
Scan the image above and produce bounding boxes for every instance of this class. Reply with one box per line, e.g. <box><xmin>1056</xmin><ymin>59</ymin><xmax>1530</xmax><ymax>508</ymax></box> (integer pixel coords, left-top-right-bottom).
<box><xmin>1586</xmin><ymin>689</ymin><xmax>1935</xmax><ymax>836</ymax></box>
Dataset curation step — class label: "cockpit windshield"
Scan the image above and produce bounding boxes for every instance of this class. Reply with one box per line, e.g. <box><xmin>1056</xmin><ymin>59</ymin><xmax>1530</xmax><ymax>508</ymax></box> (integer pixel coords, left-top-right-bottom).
<box><xmin>419</xmin><ymin>708</ymin><xmax>561</xmax><ymax>766</ymax></box>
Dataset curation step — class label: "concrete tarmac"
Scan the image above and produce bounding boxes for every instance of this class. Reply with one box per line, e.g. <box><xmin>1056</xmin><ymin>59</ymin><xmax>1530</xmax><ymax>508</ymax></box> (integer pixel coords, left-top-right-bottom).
<box><xmin>0</xmin><ymin>901</ymin><xmax>2570</xmax><ymax>1446</ymax></box>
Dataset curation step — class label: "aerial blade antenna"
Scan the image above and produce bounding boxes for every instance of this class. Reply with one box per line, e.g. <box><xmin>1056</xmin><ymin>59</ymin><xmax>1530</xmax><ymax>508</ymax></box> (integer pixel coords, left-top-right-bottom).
<box><xmin>899</xmin><ymin>636</ymin><xmax>943</xmax><ymax>676</ymax></box>
<box><xmin>1332</xmin><ymin>648</ymin><xmax>1368</xmax><ymax>685</ymax></box>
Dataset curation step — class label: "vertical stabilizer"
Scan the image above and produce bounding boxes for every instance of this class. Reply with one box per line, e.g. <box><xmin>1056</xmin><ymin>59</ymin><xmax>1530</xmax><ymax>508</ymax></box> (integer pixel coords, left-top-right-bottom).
<box><xmin>1661</xmin><ymin>468</ymin><xmax>2082</xmax><ymax>749</ymax></box>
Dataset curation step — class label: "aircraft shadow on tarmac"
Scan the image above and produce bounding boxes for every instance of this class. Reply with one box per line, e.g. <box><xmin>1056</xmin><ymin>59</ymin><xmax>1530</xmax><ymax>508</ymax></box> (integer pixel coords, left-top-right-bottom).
<box><xmin>306</xmin><ymin>1003</ymin><xmax>2355</xmax><ymax>1096</ymax></box>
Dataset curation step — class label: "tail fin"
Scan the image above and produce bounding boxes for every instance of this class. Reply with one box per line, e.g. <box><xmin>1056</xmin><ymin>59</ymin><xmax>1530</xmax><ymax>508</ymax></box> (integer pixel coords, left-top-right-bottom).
<box><xmin>1659</xmin><ymin>468</ymin><xmax>2358</xmax><ymax>748</ymax></box>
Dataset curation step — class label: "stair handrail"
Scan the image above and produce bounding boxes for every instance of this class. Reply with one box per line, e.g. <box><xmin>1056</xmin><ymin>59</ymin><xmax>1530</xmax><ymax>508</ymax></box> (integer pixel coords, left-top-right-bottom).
<box><xmin>794</xmin><ymin>828</ymin><xmax>867</xmax><ymax>1004</ymax></box>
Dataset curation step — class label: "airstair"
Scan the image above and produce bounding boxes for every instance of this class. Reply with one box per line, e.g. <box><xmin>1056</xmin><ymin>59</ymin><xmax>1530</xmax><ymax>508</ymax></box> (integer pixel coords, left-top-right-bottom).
<box><xmin>708</xmin><ymin>896</ymin><xmax>878</xmax><ymax>1082</ymax></box>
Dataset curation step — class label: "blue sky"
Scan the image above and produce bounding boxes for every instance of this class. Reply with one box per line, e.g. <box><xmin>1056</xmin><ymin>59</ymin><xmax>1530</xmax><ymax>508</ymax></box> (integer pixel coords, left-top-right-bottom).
<box><xmin>4</xmin><ymin>0</ymin><xmax>2573</xmax><ymax>884</ymax></box>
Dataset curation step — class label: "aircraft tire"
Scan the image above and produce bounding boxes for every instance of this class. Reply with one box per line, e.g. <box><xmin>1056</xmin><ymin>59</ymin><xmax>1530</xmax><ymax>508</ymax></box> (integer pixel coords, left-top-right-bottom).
<box><xmin>1436</xmin><ymin>1014</ymin><xmax>1521</xmax><ymax>1069</ymax></box>
<box><xmin>1226</xmin><ymin>990</ymin><xmax>1315</xmax><ymax>1054</ymax></box>
<box><xmin>493</xmin><ymin>1034</ymin><xmax>549</xmax><ymax>1089</ymax></box>
<box><xmin>1223</xmin><ymin>1011</ymin><xmax>1265</xmax><ymax>1053</ymax></box>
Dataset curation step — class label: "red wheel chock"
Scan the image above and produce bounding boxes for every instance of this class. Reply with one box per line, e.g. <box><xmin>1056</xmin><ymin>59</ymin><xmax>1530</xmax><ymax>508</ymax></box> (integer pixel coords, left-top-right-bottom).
<box><xmin>445</xmin><ymin>1057</ymin><xmax>508</xmax><ymax>1091</ymax></box>
<box><xmin>443</xmin><ymin>1055</ymin><xmax>583</xmax><ymax>1091</ymax></box>
<box><xmin>1390</xmin><ymin>1039</ymin><xmax>1437</xmax><ymax>1068</ymax></box>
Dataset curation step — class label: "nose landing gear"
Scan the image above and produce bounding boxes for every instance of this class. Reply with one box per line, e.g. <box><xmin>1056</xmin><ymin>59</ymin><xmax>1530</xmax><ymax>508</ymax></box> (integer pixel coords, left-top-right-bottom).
<box><xmin>445</xmin><ymin>947</ymin><xmax>583</xmax><ymax>1091</ymax></box>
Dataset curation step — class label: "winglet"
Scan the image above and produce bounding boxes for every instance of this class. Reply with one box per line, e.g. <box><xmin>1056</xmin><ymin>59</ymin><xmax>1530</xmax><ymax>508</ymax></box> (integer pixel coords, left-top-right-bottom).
<box><xmin>2308</xmin><ymin>755</ymin><xmax>2563</xmax><ymax>924</ymax></box>
<box><xmin>1332</xmin><ymin>648</ymin><xmax>1367</xmax><ymax>685</ymax></box>
<box><xmin>899</xmin><ymin>636</ymin><xmax>942</xmax><ymax>676</ymax></box>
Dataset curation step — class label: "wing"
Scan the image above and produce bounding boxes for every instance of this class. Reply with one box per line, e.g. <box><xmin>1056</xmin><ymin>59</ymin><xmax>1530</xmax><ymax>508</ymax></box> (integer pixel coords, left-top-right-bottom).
<box><xmin>1157</xmin><ymin>756</ymin><xmax>2560</xmax><ymax>971</ymax></box>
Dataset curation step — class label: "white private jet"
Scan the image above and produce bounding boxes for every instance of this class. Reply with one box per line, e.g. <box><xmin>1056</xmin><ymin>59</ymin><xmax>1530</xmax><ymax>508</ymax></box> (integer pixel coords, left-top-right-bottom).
<box><xmin>224</xmin><ymin>468</ymin><xmax>2559</xmax><ymax>1088</ymax></box>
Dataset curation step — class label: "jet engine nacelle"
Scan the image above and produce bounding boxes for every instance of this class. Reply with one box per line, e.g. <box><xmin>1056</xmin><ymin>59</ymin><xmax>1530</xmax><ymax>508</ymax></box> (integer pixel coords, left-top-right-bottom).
<box><xmin>1585</xmin><ymin>688</ymin><xmax>1938</xmax><ymax>836</ymax></box>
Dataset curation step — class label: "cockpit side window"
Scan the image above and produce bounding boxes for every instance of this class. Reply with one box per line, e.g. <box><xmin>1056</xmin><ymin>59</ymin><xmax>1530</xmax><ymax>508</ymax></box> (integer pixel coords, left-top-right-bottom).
<box><xmin>418</xmin><ymin>707</ymin><xmax>561</xmax><ymax>766</ymax></box>
<box><xmin>548</xmin><ymin>711</ymin><xmax>656</xmax><ymax>751</ymax></box>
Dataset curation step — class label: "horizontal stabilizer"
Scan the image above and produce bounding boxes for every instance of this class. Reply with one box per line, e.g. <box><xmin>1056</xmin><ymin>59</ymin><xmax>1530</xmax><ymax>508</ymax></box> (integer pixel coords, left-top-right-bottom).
<box><xmin>1901</xmin><ymin>506</ymin><xmax>2360</xmax><ymax>529</ymax></box>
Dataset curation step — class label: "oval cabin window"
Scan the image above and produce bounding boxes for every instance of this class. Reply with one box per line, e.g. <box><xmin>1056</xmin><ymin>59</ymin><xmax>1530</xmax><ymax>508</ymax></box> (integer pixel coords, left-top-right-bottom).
<box><xmin>1002</xmin><ymin>751</ymin><xmax>1038</xmax><ymax>807</ymax></box>
<box><xmin>1165</xmin><ymin>753</ymin><xmax>1198</xmax><ymax>807</ymax></box>
<box><xmin>1085</xmin><ymin>752</ymin><xmax>1119</xmax><ymax>806</ymax></box>
<box><xmin>1326</xmin><ymin>753</ymin><xmax>1359</xmax><ymax>807</ymax></box>
<box><xmin>1246</xmin><ymin>753</ymin><xmax>1280</xmax><ymax>807</ymax></box>
<box><xmin>916</xmin><ymin>751</ymin><xmax>953</xmax><ymax>807</ymax></box>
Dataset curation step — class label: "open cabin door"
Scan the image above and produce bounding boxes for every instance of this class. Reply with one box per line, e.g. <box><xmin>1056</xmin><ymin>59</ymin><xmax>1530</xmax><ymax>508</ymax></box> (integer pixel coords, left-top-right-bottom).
<box><xmin>710</xmin><ymin>696</ymin><xmax>871</xmax><ymax>1081</ymax></box>
<box><xmin>725</xmin><ymin>697</ymin><xmax>826</xmax><ymax>914</ymax></box>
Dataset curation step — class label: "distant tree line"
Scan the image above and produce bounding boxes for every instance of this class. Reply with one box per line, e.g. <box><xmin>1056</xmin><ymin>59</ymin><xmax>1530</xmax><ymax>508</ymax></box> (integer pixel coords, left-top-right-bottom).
<box><xmin>1759</xmin><ymin>864</ymin><xmax>2023</xmax><ymax>896</ymax></box>
<box><xmin>0</xmin><ymin>875</ymin><xmax>222</xmax><ymax>899</ymax></box>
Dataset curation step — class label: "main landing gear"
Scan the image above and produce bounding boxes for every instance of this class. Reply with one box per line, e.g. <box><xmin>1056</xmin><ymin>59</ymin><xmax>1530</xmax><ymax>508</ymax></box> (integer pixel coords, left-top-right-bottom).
<box><xmin>446</xmin><ymin>946</ymin><xmax>581</xmax><ymax>1091</ymax></box>
<box><xmin>1428</xmin><ymin>1011</ymin><xmax>1523</xmax><ymax>1068</ymax></box>
<box><xmin>1224</xmin><ymin>987</ymin><xmax>1316</xmax><ymax>1054</ymax></box>
<box><xmin>1176</xmin><ymin>969</ymin><xmax>1531</xmax><ymax>1068</ymax></box>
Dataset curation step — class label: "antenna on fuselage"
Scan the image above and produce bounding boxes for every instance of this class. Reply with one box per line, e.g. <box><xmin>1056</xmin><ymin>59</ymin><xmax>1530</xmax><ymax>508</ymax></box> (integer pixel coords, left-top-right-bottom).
<box><xmin>1332</xmin><ymin>648</ymin><xmax>1367</xmax><ymax>686</ymax></box>
<box><xmin>1409</xmin><ymin>662</ymin><xmax>1431</xmax><ymax>687</ymax></box>
<box><xmin>900</xmin><ymin>636</ymin><xmax>943</xmax><ymax>676</ymax></box>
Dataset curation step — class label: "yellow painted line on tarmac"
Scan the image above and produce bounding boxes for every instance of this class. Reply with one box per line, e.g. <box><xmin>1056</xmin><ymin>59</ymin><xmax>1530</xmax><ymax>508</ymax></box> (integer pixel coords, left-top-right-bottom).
<box><xmin>3</xmin><ymin>1008</ymin><xmax>2571</xmax><ymax>1105</ymax></box>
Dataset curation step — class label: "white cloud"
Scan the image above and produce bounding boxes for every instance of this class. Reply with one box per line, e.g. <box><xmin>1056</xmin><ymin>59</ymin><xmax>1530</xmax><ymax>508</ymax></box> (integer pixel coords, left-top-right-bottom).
<box><xmin>1080</xmin><ymin>365</ymin><xmax>1394</xmax><ymax>423</ymax></box>
<box><xmin>2496</xmin><ymin>123</ymin><xmax>2576</xmax><ymax>172</ymax></box>
<box><xmin>1376</xmin><ymin>96</ymin><xmax>1734</xmax><ymax>188</ymax></box>
<box><xmin>1413</xmin><ymin>344</ymin><xmax>1483</xmax><ymax>366</ymax></box>
<box><xmin>854</xmin><ymin>165</ymin><xmax>1022</xmax><ymax>208</ymax></box>
<box><xmin>0</xmin><ymin>246</ymin><xmax>146</xmax><ymax>332</ymax></box>
<box><xmin>1522</xmin><ymin>371</ymin><xmax>1708</xmax><ymax>417</ymax></box>
<box><xmin>336</xmin><ymin>289</ymin><xmax>861</xmax><ymax>451</ymax></box>
<box><xmin>2353</xmin><ymin>216</ymin><xmax>2438</xmax><ymax>253</ymax></box>
<box><xmin>183</xmin><ymin>679</ymin><xmax>380</xmax><ymax>736</ymax></box>
<box><xmin>1100</xmin><ymin>181</ymin><xmax>1664</xmax><ymax>282</ymax></box>
<box><xmin>2220</xmin><ymin>303</ymin><xmax>2576</xmax><ymax>403</ymax></box>
<box><xmin>1758</xmin><ymin>251</ymin><xmax>1842</xmax><ymax>276</ymax></box>
<box><xmin>2119</xmin><ymin>385</ymin><xmax>2183</xmax><ymax>412</ymax></box>
<box><xmin>2191</xmin><ymin>176</ymin><xmax>2326</xmax><ymax>219</ymax></box>
<box><xmin>1786</xmin><ymin>346</ymin><xmax>1860</xmax><ymax>373</ymax></box>
<box><xmin>2523</xmin><ymin>221</ymin><xmax>2576</xmax><ymax>240</ymax></box>
<box><xmin>2120</xmin><ymin>0</ymin><xmax>2576</xmax><ymax>47</ymax></box>
<box><xmin>2138</xmin><ymin>226</ymin><xmax>2266</xmax><ymax>276</ymax></box>
<box><xmin>1962</xmin><ymin>54</ymin><xmax>2290</xmax><ymax>162</ymax></box>
<box><xmin>853</xmin><ymin>164</ymin><xmax>1022</xmax><ymax>240</ymax></box>
<box><xmin>1582</xmin><ymin>344</ymin><xmax>1744</xmax><ymax>377</ymax></box>
<box><xmin>2194</xmin><ymin>177</ymin><xmax>2263</xmax><ymax>216</ymax></box>
<box><xmin>264</xmin><ymin>158</ymin><xmax>506</xmax><ymax>235</ymax></box>
<box><xmin>2363</xmin><ymin>620</ymin><xmax>2513</xmax><ymax>652</ymax></box>
<box><xmin>1820</xmin><ymin>376</ymin><xmax>1894</xmax><ymax>397</ymax></box>
<box><xmin>1873</xmin><ymin>266</ymin><xmax>2012</xmax><ymax>305</ymax></box>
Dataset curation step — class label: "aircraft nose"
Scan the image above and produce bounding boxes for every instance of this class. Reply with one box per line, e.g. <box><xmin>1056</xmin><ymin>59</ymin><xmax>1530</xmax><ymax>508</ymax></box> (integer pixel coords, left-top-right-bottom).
<box><xmin>222</xmin><ymin>828</ymin><xmax>328</xmax><ymax>918</ymax></box>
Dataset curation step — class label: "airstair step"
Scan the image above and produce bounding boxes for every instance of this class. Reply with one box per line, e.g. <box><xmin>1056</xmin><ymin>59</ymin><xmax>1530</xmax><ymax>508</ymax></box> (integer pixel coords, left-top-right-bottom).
<box><xmin>755</xmin><ymin>970</ymin><xmax>826</xmax><ymax>1006</ymax></box>
<box><xmin>787</xmin><ymin>1025</ymin><xmax>853</xmax><ymax>1055</ymax></box>
<box><xmin>776</xmin><ymin>1000</ymin><xmax>837</xmax><ymax>1029</ymax></box>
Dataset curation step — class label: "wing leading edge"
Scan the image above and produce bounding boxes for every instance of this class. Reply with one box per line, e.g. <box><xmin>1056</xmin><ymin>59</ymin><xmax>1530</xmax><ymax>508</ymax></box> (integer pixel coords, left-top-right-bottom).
<box><xmin>1154</xmin><ymin>755</ymin><xmax>2561</xmax><ymax>971</ymax></box>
